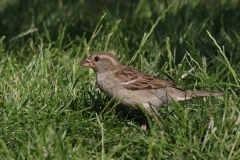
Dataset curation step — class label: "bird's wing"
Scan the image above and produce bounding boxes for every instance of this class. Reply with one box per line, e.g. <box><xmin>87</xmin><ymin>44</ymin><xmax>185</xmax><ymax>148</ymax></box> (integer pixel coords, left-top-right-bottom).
<box><xmin>115</xmin><ymin>67</ymin><xmax>180</xmax><ymax>91</ymax></box>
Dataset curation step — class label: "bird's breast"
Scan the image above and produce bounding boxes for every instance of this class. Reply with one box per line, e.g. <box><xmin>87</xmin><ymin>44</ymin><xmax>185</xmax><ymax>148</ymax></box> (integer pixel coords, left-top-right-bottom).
<box><xmin>96</xmin><ymin>73</ymin><xmax>120</xmax><ymax>98</ymax></box>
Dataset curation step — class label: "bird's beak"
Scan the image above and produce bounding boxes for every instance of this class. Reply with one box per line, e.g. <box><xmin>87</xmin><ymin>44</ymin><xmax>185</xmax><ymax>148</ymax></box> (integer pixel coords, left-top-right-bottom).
<box><xmin>80</xmin><ymin>58</ymin><xmax>94</xmax><ymax>67</ymax></box>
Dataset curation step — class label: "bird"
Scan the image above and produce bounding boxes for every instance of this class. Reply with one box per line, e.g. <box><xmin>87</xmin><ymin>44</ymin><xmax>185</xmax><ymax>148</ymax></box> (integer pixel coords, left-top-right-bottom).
<box><xmin>80</xmin><ymin>51</ymin><xmax>225</xmax><ymax>130</ymax></box>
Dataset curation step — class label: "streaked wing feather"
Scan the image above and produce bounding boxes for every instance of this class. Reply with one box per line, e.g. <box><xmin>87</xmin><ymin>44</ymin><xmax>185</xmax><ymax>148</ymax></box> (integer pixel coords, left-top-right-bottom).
<box><xmin>115</xmin><ymin>67</ymin><xmax>180</xmax><ymax>91</ymax></box>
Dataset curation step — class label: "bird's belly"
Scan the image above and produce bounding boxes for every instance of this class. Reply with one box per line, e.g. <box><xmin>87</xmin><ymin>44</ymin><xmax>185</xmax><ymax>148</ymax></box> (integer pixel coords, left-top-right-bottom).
<box><xmin>116</xmin><ymin>89</ymin><xmax>172</xmax><ymax>110</ymax></box>
<box><xmin>134</xmin><ymin>89</ymin><xmax>168</xmax><ymax>104</ymax></box>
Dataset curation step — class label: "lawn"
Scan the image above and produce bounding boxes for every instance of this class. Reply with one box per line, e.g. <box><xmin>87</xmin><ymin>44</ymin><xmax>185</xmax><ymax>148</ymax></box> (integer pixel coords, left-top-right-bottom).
<box><xmin>0</xmin><ymin>0</ymin><xmax>240</xmax><ymax>159</ymax></box>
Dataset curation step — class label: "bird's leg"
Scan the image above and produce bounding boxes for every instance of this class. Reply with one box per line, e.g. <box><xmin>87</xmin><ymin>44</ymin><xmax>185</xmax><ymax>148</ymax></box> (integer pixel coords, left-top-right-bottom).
<box><xmin>140</xmin><ymin>103</ymin><xmax>163</xmax><ymax>130</ymax></box>
<box><xmin>141</xmin><ymin>116</ymin><xmax>147</xmax><ymax>130</ymax></box>
<box><xmin>146</xmin><ymin>106</ymin><xmax>164</xmax><ymax>129</ymax></box>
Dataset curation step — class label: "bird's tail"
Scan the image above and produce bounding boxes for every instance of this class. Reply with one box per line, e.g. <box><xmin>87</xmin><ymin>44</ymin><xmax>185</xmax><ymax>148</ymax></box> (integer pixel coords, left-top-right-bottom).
<box><xmin>166</xmin><ymin>87</ymin><xmax>225</xmax><ymax>102</ymax></box>
<box><xmin>186</xmin><ymin>90</ymin><xmax>225</xmax><ymax>98</ymax></box>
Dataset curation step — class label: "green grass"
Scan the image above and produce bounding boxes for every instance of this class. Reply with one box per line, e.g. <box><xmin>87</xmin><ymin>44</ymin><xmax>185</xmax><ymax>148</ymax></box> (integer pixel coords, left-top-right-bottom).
<box><xmin>0</xmin><ymin>0</ymin><xmax>240</xmax><ymax>159</ymax></box>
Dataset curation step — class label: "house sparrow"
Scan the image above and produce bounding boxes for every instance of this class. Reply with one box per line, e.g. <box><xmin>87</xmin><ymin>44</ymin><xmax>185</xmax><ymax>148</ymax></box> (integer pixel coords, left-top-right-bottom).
<box><xmin>80</xmin><ymin>51</ymin><xmax>225</xmax><ymax>130</ymax></box>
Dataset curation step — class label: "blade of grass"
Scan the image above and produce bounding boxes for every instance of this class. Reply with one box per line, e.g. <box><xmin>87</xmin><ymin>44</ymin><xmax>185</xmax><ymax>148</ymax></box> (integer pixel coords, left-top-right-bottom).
<box><xmin>207</xmin><ymin>30</ymin><xmax>240</xmax><ymax>87</ymax></box>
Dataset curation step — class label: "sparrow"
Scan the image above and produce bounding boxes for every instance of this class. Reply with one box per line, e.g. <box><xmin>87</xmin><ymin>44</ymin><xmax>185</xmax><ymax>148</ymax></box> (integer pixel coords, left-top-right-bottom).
<box><xmin>80</xmin><ymin>51</ymin><xmax>225</xmax><ymax>130</ymax></box>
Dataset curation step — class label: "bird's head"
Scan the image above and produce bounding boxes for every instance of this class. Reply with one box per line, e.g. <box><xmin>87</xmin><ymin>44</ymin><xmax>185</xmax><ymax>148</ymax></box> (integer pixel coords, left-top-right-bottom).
<box><xmin>80</xmin><ymin>51</ymin><xmax>122</xmax><ymax>73</ymax></box>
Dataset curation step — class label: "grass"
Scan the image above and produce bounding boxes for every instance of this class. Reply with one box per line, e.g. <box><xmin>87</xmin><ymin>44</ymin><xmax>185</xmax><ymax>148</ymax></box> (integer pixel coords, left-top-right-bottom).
<box><xmin>0</xmin><ymin>0</ymin><xmax>240</xmax><ymax>159</ymax></box>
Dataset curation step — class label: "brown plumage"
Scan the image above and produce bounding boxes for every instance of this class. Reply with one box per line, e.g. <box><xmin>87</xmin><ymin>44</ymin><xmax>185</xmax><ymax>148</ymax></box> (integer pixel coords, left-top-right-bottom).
<box><xmin>116</xmin><ymin>67</ymin><xmax>181</xmax><ymax>90</ymax></box>
<box><xmin>80</xmin><ymin>51</ymin><xmax>225</xmax><ymax>130</ymax></box>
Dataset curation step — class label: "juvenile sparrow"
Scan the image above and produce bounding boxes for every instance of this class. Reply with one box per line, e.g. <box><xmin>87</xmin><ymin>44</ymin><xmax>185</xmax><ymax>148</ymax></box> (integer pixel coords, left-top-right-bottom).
<box><xmin>80</xmin><ymin>51</ymin><xmax>225</xmax><ymax>130</ymax></box>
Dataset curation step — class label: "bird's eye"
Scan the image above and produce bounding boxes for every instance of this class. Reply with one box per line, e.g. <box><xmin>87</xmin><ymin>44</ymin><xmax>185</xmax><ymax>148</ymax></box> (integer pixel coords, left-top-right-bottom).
<box><xmin>94</xmin><ymin>56</ymin><xmax>100</xmax><ymax>61</ymax></box>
